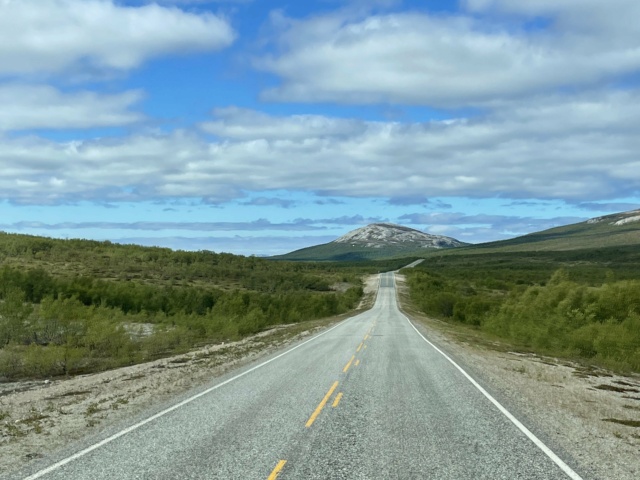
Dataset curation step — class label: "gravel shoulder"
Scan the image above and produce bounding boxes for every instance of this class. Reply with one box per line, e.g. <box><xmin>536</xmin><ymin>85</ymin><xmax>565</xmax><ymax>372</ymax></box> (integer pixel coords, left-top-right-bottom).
<box><xmin>395</xmin><ymin>273</ymin><xmax>640</xmax><ymax>480</ymax></box>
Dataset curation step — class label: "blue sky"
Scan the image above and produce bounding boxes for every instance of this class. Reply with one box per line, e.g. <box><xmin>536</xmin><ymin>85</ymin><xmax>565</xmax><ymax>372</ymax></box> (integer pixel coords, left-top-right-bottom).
<box><xmin>2</xmin><ymin>0</ymin><xmax>640</xmax><ymax>256</ymax></box>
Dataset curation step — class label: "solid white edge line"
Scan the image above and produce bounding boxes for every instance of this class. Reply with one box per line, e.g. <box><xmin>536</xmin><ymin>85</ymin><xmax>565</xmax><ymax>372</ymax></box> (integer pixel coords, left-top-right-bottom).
<box><xmin>391</xmin><ymin>274</ymin><xmax>584</xmax><ymax>480</ymax></box>
<box><xmin>23</xmin><ymin>315</ymin><xmax>358</xmax><ymax>480</ymax></box>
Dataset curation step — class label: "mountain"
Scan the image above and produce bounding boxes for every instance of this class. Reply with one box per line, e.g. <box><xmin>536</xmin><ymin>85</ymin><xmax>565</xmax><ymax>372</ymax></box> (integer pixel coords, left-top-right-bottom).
<box><xmin>467</xmin><ymin>208</ymin><xmax>640</xmax><ymax>253</ymax></box>
<box><xmin>273</xmin><ymin>223</ymin><xmax>467</xmax><ymax>261</ymax></box>
<box><xmin>334</xmin><ymin>223</ymin><xmax>464</xmax><ymax>249</ymax></box>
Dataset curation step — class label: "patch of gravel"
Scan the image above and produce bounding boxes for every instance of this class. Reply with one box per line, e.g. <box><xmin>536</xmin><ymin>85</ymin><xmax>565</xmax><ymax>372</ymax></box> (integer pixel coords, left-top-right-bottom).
<box><xmin>395</xmin><ymin>274</ymin><xmax>640</xmax><ymax>480</ymax></box>
<box><xmin>357</xmin><ymin>274</ymin><xmax>379</xmax><ymax>310</ymax></box>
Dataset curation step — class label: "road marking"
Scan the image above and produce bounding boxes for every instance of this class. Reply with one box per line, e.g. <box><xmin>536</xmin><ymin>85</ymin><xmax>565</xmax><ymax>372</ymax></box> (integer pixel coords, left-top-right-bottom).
<box><xmin>267</xmin><ymin>459</ymin><xmax>287</xmax><ymax>480</ymax></box>
<box><xmin>332</xmin><ymin>392</ymin><xmax>343</xmax><ymax>408</ymax></box>
<box><xmin>355</xmin><ymin>359</ymin><xmax>360</xmax><ymax>366</ymax></box>
<box><xmin>22</xmin><ymin>316</ymin><xmax>358</xmax><ymax>480</ymax></box>
<box><xmin>356</xmin><ymin>342</ymin><xmax>363</xmax><ymax>352</ymax></box>
<box><xmin>364</xmin><ymin>345</ymin><xmax>367</xmax><ymax>349</ymax></box>
<box><xmin>306</xmin><ymin>381</ymin><xmax>339</xmax><ymax>427</ymax></box>
<box><xmin>343</xmin><ymin>355</ymin><xmax>355</xmax><ymax>373</ymax></box>
<box><xmin>364</xmin><ymin>334</ymin><xmax>369</xmax><ymax>341</ymax></box>
<box><xmin>400</xmin><ymin>309</ymin><xmax>584</xmax><ymax>480</ymax></box>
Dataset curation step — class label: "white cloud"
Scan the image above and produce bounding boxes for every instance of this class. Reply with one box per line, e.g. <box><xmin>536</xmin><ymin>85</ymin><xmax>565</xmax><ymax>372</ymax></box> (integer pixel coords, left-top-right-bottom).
<box><xmin>0</xmin><ymin>0</ymin><xmax>235</xmax><ymax>77</ymax></box>
<box><xmin>0</xmin><ymin>85</ymin><xmax>143</xmax><ymax>130</ymax></box>
<box><xmin>256</xmin><ymin>6</ymin><xmax>640</xmax><ymax>106</ymax></box>
<box><xmin>465</xmin><ymin>0</ymin><xmax>640</xmax><ymax>34</ymax></box>
<box><xmin>3</xmin><ymin>90</ymin><xmax>640</xmax><ymax>205</ymax></box>
<box><xmin>200</xmin><ymin>107</ymin><xmax>366</xmax><ymax>140</ymax></box>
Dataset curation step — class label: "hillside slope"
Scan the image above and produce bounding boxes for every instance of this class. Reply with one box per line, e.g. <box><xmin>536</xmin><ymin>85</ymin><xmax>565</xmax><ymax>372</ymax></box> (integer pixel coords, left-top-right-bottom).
<box><xmin>457</xmin><ymin>209</ymin><xmax>640</xmax><ymax>254</ymax></box>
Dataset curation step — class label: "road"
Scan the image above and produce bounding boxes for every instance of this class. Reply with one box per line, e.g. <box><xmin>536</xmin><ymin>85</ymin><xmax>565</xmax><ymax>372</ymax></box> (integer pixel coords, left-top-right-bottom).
<box><xmin>14</xmin><ymin>272</ymin><xmax>585</xmax><ymax>479</ymax></box>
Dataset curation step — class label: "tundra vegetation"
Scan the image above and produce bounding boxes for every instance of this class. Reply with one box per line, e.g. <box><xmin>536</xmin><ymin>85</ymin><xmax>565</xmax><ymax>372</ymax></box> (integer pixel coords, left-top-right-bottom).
<box><xmin>404</xmin><ymin>246</ymin><xmax>640</xmax><ymax>372</ymax></box>
<box><xmin>0</xmin><ymin>232</ymin><xmax>404</xmax><ymax>379</ymax></box>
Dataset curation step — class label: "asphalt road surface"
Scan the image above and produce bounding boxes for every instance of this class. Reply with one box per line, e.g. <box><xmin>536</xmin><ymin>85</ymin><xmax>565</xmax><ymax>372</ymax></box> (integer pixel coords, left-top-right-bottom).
<box><xmin>14</xmin><ymin>273</ymin><xmax>586</xmax><ymax>480</ymax></box>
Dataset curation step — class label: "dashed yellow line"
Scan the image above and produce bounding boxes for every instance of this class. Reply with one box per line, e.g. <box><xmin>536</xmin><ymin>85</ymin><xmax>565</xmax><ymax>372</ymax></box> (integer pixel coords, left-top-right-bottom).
<box><xmin>356</xmin><ymin>342</ymin><xmax>363</xmax><ymax>352</ymax></box>
<box><xmin>267</xmin><ymin>460</ymin><xmax>287</xmax><ymax>480</ymax></box>
<box><xmin>306</xmin><ymin>381</ymin><xmax>339</xmax><ymax>427</ymax></box>
<box><xmin>343</xmin><ymin>355</ymin><xmax>355</xmax><ymax>373</ymax></box>
<box><xmin>355</xmin><ymin>359</ymin><xmax>360</xmax><ymax>367</ymax></box>
<box><xmin>332</xmin><ymin>392</ymin><xmax>343</xmax><ymax>408</ymax></box>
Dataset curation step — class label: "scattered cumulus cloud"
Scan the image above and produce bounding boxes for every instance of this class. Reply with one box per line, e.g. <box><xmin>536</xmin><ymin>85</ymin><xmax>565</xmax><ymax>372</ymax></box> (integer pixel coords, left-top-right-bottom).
<box><xmin>399</xmin><ymin>212</ymin><xmax>585</xmax><ymax>233</ymax></box>
<box><xmin>4</xmin><ymin>90</ymin><xmax>640</xmax><ymax>205</ymax></box>
<box><xmin>387</xmin><ymin>196</ymin><xmax>452</xmax><ymax>208</ymax></box>
<box><xmin>314</xmin><ymin>198</ymin><xmax>346</xmax><ymax>205</ymax></box>
<box><xmin>113</xmin><ymin>235</ymin><xmax>336</xmax><ymax>256</ymax></box>
<box><xmin>315</xmin><ymin>215</ymin><xmax>387</xmax><ymax>225</ymax></box>
<box><xmin>257</xmin><ymin>4</ymin><xmax>640</xmax><ymax>106</ymax></box>
<box><xmin>2</xmin><ymin>0</ymin><xmax>639</xmax><ymax>252</ymax></box>
<box><xmin>200</xmin><ymin>107</ymin><xmax>366</xmax><ymax>140</ymax></box>
<box><xmin>0</xmin><ymin>85</ymin><xmax>144</xmax><ymax>131</ymax></box>
<box><xmin>575</xmin><ymin>202</ymin><xmax>640</xmax><ymax>213</ymax></box>
<box><xmin>241</xmin><ymin>197</ymin><xmax>296</xmax><ymax>208</ymax></box>
<box><xmin>0</xmin><ymin>0</ymin><xmax>235</xmax><ymax>77</ymax></box>
<box><xmin>1</xmin><ymin>219</ymin><xmax>325</xmax><ymax>232</ymax></box>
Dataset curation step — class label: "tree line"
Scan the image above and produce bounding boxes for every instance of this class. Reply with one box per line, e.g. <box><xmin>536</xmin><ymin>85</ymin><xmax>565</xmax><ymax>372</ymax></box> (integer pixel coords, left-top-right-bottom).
<box><xmin>0</xmin><ymin>232</ymin><xmax>368</xmax><ymax>379</ymax></box>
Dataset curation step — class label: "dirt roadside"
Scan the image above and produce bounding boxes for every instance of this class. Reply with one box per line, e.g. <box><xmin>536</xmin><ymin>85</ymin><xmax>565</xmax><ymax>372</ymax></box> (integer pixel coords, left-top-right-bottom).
<box><xmin>395</xmin><ymin>273</ymin><xmax>640</xmax><ymax>480</ymax></box>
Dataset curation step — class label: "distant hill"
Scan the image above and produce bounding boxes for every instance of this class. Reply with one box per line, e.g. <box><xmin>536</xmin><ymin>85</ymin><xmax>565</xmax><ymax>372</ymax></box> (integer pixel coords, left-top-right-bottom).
<box><xmin>460</xmin><ymin>208</ymin><xmax>640</xmax><ymax>254</ymax></box>
<box><xmin>273</xmin><ymin>223</ymin><xmax>467</xmax><ymax>261</ymax></box>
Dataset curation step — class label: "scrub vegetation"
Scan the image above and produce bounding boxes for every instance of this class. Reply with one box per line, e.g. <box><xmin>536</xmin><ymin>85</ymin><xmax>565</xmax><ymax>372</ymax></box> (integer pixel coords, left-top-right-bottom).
<box><xmin>0</xmin><ymin>232</ymin><xmax>390</xmax><ymax>379</ymax></box>
<box><xmin>404</xmin><ymin>247</ymin><xmax>640</xmax><ymax>372</ymax></box>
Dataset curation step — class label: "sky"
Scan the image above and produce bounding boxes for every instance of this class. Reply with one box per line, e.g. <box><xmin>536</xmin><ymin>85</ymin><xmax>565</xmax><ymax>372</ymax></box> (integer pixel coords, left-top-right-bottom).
<box><xmin>2</xmin><ymin>0</ymin><xmax>640</xmax><ymax>256</ymax></box>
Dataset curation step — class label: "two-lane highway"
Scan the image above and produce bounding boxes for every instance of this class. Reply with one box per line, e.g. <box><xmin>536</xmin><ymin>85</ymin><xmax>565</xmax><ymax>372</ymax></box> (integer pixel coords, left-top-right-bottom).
<box><xmin>13</xmin><ymin>273</ymin><xmax>585</xmax><ymax>479</ymax></box>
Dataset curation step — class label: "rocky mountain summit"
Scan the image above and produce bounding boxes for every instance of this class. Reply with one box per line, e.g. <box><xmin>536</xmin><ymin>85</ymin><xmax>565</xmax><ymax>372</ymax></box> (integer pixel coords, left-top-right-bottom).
<box><xmin>333</xmin><ymin>223</ymin><xmax>466</xmax><ymax>249</ymax></box>
<box><xmin>587</xmin><ymin>209</ymin><xmax>640</xmax><ymax>226</ymax></box>
<box><xmin>273</xmin><ymin>223</ymin><xmax>466</xmax><ymax>261</ymax></box>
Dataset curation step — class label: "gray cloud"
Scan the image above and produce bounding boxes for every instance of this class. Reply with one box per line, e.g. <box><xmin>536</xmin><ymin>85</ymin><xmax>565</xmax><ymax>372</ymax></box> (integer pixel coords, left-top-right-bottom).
<box><xmin>399</xmin><ymin>212</ymin><xmax>586</xmax><ymax>235</ymax></box>
<box><xmin>575</xmin><ymin>202</ymin><xmax>639</xmax><ymax>212</ymax></box>
<box><xmin>387</xmin><ymin>196</ymin><xmax>452</xmax><ymax>208</ymax></box>
<box><xmin>315</xmin><ymin>215</ymin><xmax>387</xmax><ymax>225</ymax></box>
<box><xmin>315</xmin><ymin>198</ymin><xmax>346</xmax><ymax>205</ymax></box>
<box><xmin>111</xmin><ymin>235</ymin><xmax>336</xmax><ymax>256</ymax></box>
<box><xmin>241</xmin><ymin>197</ymin><xmax>296</xmax><ymax>208</ymax></box>
<box><xmin>2</xmin><ymin>219</ymin><xmax>325</xmax><ymax>232</ymax></box>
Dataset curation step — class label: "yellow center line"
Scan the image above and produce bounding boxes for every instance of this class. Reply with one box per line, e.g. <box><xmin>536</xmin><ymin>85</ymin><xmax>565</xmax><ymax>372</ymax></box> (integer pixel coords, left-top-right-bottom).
<box><xmin>364</xmin><ymin>344</ymin><xmax>367</xmax><ymax>349</ymax></box>
<box><xmin>343</xmin><ymin>355</ymin><xmax>355</xmax><ymax>373</ymax></box>
<box><xmin>356</xmin><ymin>342</ymin><xmax>363</xmax><ymax>352</ymax></box>
<box><xmin>332</xmin><ymin>392</ymin><xmax>343</xmax><ymax>408</ymax></box>
<box><xmin>364</xmin><ymin>334</ymin><xmax>369</xmax><ymax>341</ymax></box>
<box><xmin>305</xmin><ymin>381</ymin><xmax>339</xmax><ymax>427</ymax></box>
<box><xmin>355</xmin><ymin>359</ymin><xmax>360</xmax><ymax>366</ymax></box>
<box><xmin>267</xmin><ymin>460</ymin><xmax>287</xmax><ymax>480</ymax></box>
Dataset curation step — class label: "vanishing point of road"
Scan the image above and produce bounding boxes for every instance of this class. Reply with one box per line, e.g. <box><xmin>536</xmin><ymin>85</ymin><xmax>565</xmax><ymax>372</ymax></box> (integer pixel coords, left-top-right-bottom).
<box><xmin>13</xmin><ymin>272</ymin><xmax>586</xmax><ymax>480</ymax></box>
